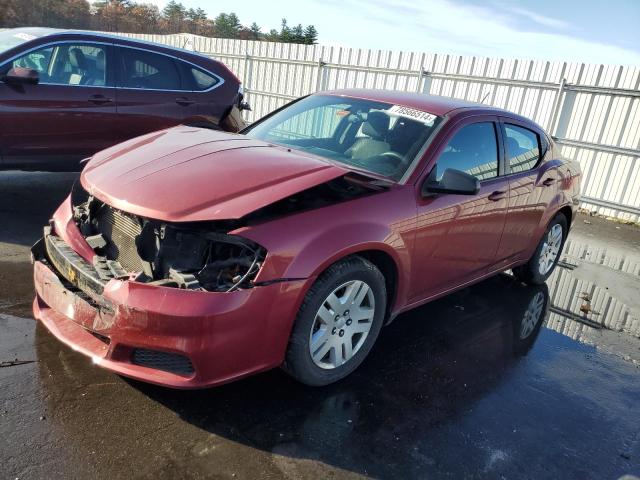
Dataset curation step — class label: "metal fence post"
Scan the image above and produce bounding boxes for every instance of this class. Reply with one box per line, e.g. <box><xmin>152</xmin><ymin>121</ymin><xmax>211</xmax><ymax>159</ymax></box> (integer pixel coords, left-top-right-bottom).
<box><xmin>549</xmin><ymin>78</ymin><xmax>569</xmax><ymax>136</ymax></box>
<box><xmin>421</xmin><ymin>70</ymin><xmax>432</xmax><ymax>94</ymax></box>
<box><xmin>243</xmin><ymin>51</ymin><xmax>253</xmax><ymax>92</ymax></box>
<box><xmin>315</xmin><ymin>59</ymin><xmax>326</xmax><ymax>92</ymax></box>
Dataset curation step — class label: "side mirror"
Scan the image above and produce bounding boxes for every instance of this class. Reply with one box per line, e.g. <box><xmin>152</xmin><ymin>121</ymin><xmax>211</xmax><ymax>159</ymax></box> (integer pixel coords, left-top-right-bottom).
<box><xmin>3</xmin><ymin>67</ymin><xmax>39</xmax><ymax>85</ymax></box>
<box><xmin>423</xmin><ymin>168</ymin><xmax>480</xmax><ymax>196</ymax></box>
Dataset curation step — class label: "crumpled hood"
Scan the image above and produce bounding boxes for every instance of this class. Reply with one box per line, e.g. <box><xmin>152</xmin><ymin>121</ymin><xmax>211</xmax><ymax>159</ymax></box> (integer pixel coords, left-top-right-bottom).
<box><xmin>81</xmin><ymin>126</ymin><xmax>349</xmax><ymax>222</ymax></box>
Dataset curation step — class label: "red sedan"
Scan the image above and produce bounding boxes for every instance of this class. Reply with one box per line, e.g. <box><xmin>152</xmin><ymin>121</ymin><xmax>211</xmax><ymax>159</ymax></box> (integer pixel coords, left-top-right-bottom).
<box><xmin>31</xmin><ymin>89</ymin><xmax>581</xmax><ymax>388</ymax></box>
<box><xmin>0</xmin><ymin>28</ymin><xmax>246</xmax><ymax>170</ymax></box>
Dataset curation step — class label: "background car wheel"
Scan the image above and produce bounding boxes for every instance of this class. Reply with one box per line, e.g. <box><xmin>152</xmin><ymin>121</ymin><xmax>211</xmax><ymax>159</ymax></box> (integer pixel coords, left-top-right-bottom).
<box><xmin>513</xmin><ymin>213</ymin><xmax>568</xmax><ymax>285</ymax></box>
<box><xmin>283</xmin><ymin>256</ymin><xmax>386</xmax><ymax>386</ymax></box>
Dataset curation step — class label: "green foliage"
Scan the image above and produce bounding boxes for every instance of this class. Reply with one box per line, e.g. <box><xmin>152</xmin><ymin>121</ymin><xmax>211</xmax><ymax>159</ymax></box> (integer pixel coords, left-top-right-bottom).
<box><xmin>0</xmin><ymin>0</ymin><xmax>320</xmax><ymax>44</ymax></box>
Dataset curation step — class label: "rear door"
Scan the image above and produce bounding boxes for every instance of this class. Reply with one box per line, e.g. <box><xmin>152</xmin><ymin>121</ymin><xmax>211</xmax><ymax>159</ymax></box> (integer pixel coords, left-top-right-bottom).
<box><xmin>175</xmin><ymin>59</ymin><xmax>226</xmax><ymax>124</ymax></box>
<box><xmin>0</xmin><ymin>41</ymin><xmax>118</xmax><ymax>169</ymax></box>
<box><xmin>114</xmin><ymin>46</ymin><xmax>200</xmax><ymax>140</ymax></box>
<box><xmin>495</xmin><ymin>119</ymin><xmax>557</xmax><ymax>265</ymax></box>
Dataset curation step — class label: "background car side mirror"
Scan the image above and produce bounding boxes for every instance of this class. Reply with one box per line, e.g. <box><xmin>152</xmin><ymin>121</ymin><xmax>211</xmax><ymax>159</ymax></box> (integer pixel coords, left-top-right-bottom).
<box><xmin>3</xmin><ymin>67</ymin><xmax>39</xmax><ymax>85</ymax></box>
<box><xmin>422</xmin><ymin>168</ymin><xmax>481</xmax><ymax>196</ymax></box>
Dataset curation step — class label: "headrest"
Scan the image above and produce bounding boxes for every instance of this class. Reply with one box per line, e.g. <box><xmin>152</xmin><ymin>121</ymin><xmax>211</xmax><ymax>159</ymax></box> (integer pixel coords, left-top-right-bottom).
<box><xmin>362</xmin><ymin>110</ymin><xmax>389</xmax><ymax>140</ymax></box>
<box><xmin>69</xmin><ymin>48</ymin><xmax>87</xmax><ymax>70</ymax></box>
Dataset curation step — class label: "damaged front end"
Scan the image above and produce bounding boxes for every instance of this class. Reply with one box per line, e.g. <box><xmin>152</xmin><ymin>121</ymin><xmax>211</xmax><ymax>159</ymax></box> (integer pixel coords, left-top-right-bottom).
<box><xmin>69</xmin><ymin>183</ymin><xmax>266</xmax><ymax>292</ymax></box>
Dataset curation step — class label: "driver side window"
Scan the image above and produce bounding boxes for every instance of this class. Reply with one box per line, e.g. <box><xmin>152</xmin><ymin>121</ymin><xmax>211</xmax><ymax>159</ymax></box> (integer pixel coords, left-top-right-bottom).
<box><xmin>435</xmin><ymin>122</ymin><xmax>498</xmax><ymax>181</ymax></box>
<box><xmin>7</xmin><ymin>43</ymin><xmax>109</xmax><ymax>86</ymax></box>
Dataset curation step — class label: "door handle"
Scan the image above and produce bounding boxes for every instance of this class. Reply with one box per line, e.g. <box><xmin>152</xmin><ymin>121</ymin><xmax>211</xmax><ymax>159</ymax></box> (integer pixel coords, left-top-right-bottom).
<box><xmin>488</xmin><ymin>190</ymin><xmax>507</xmax><ymax>201</ymax></box>
<box><xmin>542</xmin><ymin>177</ymin><xmax>556</xmax><ymax>186</ymax></box>
<box><xmin>176</xmin><ymin>97</ymin><xmax>195</xmax><ymax>106</ymax></box>
<box><xmin>88</xmin><ymin>94</ymin><xmax>112</xmax><ymax>105</ymax></box>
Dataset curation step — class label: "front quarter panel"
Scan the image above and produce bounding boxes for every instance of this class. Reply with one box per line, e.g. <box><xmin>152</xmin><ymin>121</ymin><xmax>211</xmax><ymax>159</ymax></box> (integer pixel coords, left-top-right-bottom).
<box><xmin>233</xmin><ymin>186</ymin><xmax>417</xmax><ymax>312</ymax></box>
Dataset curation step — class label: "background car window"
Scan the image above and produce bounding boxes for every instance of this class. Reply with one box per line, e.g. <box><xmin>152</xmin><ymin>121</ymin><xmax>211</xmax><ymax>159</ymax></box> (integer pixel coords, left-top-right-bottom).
<box><xmin>119</xmin><ymin>48</ymin><xmax>180</xmax><ymax>90</ymax></box>
<box><xmin>7</xmin><ymin>46</ymin><xmax>53</xmax><ymax>78</ymax></box>
<box><xmin>178</xmin><ymin>62</ymin><xmax>219</xmax><ymax>91</ymax></box>
<box><xmin>435</xmin><ymin>122</ymin><xmax>498</xmax><ymax>181</ymax></box>
<box><xmin>505</xmin><ymin>124</ymin><xmax>540</xmax><ymax>173</ymax></box>
<box><xmin>6</xmin><ymin>44</ymin><xmax>108</xmax><ymax>86</ymax></box>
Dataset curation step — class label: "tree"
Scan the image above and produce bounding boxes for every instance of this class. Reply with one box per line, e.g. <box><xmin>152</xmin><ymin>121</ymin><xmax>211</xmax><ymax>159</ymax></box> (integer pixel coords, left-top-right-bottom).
<box><xmin>279</xmin><ymin>18</ymin><xmax>292</xmax><ymax>42</ymax></box>
<box><xmin>249</xmin><ymin>22</ymin><xmax>261</xmax><ymax>40</ymax></box>
<box><xmin>213</xmin><ymin>12</ymin><xmax>241</xmax><ymax>38</ymax></box>
<box><xmin>303</xmin><ymin>25</ymin><xmax>318</xmax><ymax>44</ymax></box>
<box><xmin>0</xmin><ymin>0</ymin><xmax>319</xmax><ymax>44</ymax></box>
<box><xmin>162</xmin><ymin>0</ymin><xmax>186</xmax><ymax>33</ymax></box>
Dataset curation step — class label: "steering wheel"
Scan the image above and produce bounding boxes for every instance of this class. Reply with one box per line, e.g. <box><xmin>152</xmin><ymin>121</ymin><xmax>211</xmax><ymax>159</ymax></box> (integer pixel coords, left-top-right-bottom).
<box><xmin>380</xmin><ymin>151</ymin><xmax>405</xmax><ymax>164</ymax></box>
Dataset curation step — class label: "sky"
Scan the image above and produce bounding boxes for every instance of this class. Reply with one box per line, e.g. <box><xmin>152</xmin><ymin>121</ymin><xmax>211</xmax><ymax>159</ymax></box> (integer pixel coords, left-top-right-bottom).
<box><xmin>143</xmin><ymin>0</ymin><xmax>640</xmax><ymax>65</ymax></box>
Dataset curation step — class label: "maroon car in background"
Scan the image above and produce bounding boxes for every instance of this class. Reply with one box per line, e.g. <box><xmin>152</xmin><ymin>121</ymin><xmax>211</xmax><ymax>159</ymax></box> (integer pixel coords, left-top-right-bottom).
<box><xmin>31</xmin><ymin>89</ymin><xmax>582</xmax><ymax>388</ymax></box>
<box><xmin>0</xmin><ymin>28</ymin><xmax>246</xmax><ymax>170</ymax></box>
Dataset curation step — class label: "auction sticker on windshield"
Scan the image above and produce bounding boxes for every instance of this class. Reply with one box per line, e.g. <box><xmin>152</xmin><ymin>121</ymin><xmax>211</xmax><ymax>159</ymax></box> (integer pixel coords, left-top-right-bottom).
<box><xmin>387</xmin><ymin>105</ymin><xmax>437</xmax><ymax>126</ymax></box>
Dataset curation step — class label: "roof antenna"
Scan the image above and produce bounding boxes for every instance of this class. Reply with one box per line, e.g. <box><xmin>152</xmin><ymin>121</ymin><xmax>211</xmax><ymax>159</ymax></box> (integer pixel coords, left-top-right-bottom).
<box><xmin>481</xmin><ymin>90</ymin><xmax>491</xmax><ymax>104</ymax></box>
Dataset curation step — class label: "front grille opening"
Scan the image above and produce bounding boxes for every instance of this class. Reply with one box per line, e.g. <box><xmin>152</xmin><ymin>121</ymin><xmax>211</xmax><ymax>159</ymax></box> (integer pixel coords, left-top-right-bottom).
<box><xmin>131</xmin><ymin>348</ymin><xmax>194</xmax><ymax>376</ymax></box>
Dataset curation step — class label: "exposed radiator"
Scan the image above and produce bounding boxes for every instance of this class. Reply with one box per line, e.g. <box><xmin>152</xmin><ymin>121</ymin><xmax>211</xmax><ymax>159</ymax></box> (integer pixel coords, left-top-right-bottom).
<box><xmin>94</xmin><ymin>205</ymin><xmax>145</xmax><ymax>273</ymax></box>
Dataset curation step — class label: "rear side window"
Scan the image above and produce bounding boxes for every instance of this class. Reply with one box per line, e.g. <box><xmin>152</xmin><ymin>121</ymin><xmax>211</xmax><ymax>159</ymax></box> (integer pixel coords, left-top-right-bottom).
<box><xmin>179</xmin><ymin>62</ymin><xmax>220</xmax><ymax>91</ymax></box>
<box><xmin>435</xmin><ymin>122</ymin><xmax>499</xmax><ymax>181</ymax></box>
<box><xmin>504</xmin><ymin>124</ymin><xmax>540</xmax><ymax>173</ymax></box>
<box><xmin>118</xmin><ymin>48</ymin><xmax>180</xmax><ymax>90</ymax></box>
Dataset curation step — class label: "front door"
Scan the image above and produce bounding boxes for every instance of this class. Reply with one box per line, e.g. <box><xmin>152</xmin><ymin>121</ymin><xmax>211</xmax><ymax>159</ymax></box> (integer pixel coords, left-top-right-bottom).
<box><xmin>410</xmin><ymin>119</ymin><xmax>509</xmax><ymax>302</ymax></box>
<box><xmin>0</xmin><ymin>42</ymin><xmax>118</xmax><ymax>169</ymax></box>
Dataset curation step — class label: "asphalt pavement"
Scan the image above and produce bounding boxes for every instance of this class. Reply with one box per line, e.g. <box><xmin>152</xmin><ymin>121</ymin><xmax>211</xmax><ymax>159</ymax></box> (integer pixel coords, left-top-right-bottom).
<box><xmin>1</xmin><ymin>171</ymin><xmax>639</xmax><ymax>479</ymax></box>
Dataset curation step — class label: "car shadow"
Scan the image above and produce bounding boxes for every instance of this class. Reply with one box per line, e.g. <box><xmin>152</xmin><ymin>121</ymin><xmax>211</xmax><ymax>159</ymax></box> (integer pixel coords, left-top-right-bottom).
<box><xmin>127</xmin><ymin>274</ymin><xmax>549</xmax><ymax>478</ymax></box>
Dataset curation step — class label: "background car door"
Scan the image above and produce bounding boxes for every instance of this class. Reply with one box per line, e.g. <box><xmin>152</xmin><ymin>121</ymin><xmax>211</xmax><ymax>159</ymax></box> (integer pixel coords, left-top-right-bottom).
<box><xmin>0</xmin><ymin>42</ymin><xmax>118</xmax><ymax>169</ymax></box>
<box><xmin>175</xmin><ymin>59</ymin><xmax>227</xmax><ymax>124</ymax></box>
<box><xmin>494</xmin><ymin>119</ymin><xmax>558</xmax><ymax>265</ymax></box>
<box><xmin>410</xmin><ymin>118</ymin><xmax>509</xmax><ymax>302</ymax></box>
<box><xmin>114</xmin><ymin>46</ymin><xmax>200</xmax><ymax>140</ymax></box>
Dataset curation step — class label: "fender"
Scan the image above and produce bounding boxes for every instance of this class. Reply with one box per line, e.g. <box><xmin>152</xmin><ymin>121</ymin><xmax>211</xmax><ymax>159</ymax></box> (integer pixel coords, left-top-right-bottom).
<box><xmin>234</xmin><ymin>186</ymin><xmax>416</xmax><ymax>309</ymax></box>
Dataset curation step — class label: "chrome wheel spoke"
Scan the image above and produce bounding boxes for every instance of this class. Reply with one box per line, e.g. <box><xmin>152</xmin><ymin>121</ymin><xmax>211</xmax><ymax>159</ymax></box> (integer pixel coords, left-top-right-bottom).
<box><xmin>312</xmin><ymin>335</ymin><xmax>332</xmax><ymax>362</ymax></box>
<box><xmin>325</xmin><ymin>292</ymin><xmax>342</xmax><ymax>314</ymax></box>
<box><xmin>342</xmin><ymin>338</ymin><xmax>353</xmax><ymax>363</ymax></box>
<box><xmin>351</xmin><ymin>306</ymin><xmax>374</xmax><ymax>321</ymax></box>
<box><xmin>317</xmin><ymin>305</ymin><xmax>334</xmax><ymax>325</ymax></box>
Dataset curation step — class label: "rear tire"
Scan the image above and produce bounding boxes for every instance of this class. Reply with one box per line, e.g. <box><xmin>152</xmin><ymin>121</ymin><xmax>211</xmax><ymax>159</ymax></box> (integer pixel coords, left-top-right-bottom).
<box><xmin>283</xmin><ymin>256</ymin><xmax>386</xmax><ymax>386</ymax></box>
<box><xmin>513</xmin><ymin>213</ymin><xmax>567</xmax><ymax>285</ymax></box>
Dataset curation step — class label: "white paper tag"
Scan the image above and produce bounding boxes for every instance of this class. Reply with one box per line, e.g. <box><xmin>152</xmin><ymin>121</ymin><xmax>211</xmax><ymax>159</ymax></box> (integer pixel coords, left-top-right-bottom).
<box><xmin>387</xmin><ymin>105</ymin><xmax>437</xmax><ymax>126</ymax></box>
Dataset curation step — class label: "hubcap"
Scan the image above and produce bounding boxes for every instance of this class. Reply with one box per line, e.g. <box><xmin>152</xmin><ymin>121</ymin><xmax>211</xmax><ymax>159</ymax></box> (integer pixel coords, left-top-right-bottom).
<box><xmin>309</xmin><ymin>280</ymin><xmax>375</xmax><ymax>369</ymax></box>
<box><xmin>538</xmin><ymin>224</ymin><xmax>563</xmax><ymax>275</ymax></box>
<box><xmin>520</xmin><ymin>291</ymin><xmax>545</xmax><ymax>339</ymax></box>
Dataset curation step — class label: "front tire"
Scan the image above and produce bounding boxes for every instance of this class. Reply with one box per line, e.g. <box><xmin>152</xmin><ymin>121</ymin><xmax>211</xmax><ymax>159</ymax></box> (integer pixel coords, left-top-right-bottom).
<box><xmin>513</xmin><ymin>213</ymin><xmax>568</xmax><ymax>285</ymax></box>
<box><xmin>283</xmin><ymin>256</ymin><xmax>386</xmax><ymax>386</ymax></box>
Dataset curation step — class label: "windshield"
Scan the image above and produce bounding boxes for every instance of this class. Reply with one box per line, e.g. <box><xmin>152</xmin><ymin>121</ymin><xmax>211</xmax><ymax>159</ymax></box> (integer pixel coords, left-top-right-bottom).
<box><xmin>0</xmin><ymin>30</ymin><xmax>40</xmax><ymax>55</ymax></box>
<box><xmin>244</xmin><ymin>95</ymin><xmax>442</xmax><ymax>181</ymax></box>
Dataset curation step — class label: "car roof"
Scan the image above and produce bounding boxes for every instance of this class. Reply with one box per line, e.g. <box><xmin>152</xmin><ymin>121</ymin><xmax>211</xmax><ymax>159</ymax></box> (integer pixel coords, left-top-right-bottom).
<box><xmin>320</xmin><ymin>88</ymin><xmax>502</xmax><ymax>117</ymax></box>
<box><xmin>7</xmin><ymin>27</ymin><xmax>209</xmax><ymax>59</ymax></box>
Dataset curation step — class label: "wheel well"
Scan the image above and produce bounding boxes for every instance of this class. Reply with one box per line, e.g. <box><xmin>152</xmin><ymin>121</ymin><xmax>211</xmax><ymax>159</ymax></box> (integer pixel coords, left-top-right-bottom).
<box><xmin>353</xmin><ymin>250</ymin><xmax>398</xmax><ymax>321</ymax></box>
<box><xmin>558</xmin><ymin>206</ymin><xmax>572</xmax><ymax>227</ymax></box>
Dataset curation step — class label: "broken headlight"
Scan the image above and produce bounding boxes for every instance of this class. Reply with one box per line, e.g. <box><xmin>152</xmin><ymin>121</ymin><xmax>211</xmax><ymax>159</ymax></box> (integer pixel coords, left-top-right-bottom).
<box><xmin>150</xmin><ymin>228</ymin><xmax>266</xmax><ymax>293</ymax></box>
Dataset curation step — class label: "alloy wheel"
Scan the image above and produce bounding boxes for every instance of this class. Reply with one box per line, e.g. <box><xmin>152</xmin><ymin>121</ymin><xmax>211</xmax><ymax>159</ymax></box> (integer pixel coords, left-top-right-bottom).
<box><xmin>538</xmin><ymin>224</ymin><xmax>563</xmax><ymax>275</ymax></box>
<box><xmin>309</xmin><ymin>280</ymin><xmax>375</xmax><ymax>369</ymax></box>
